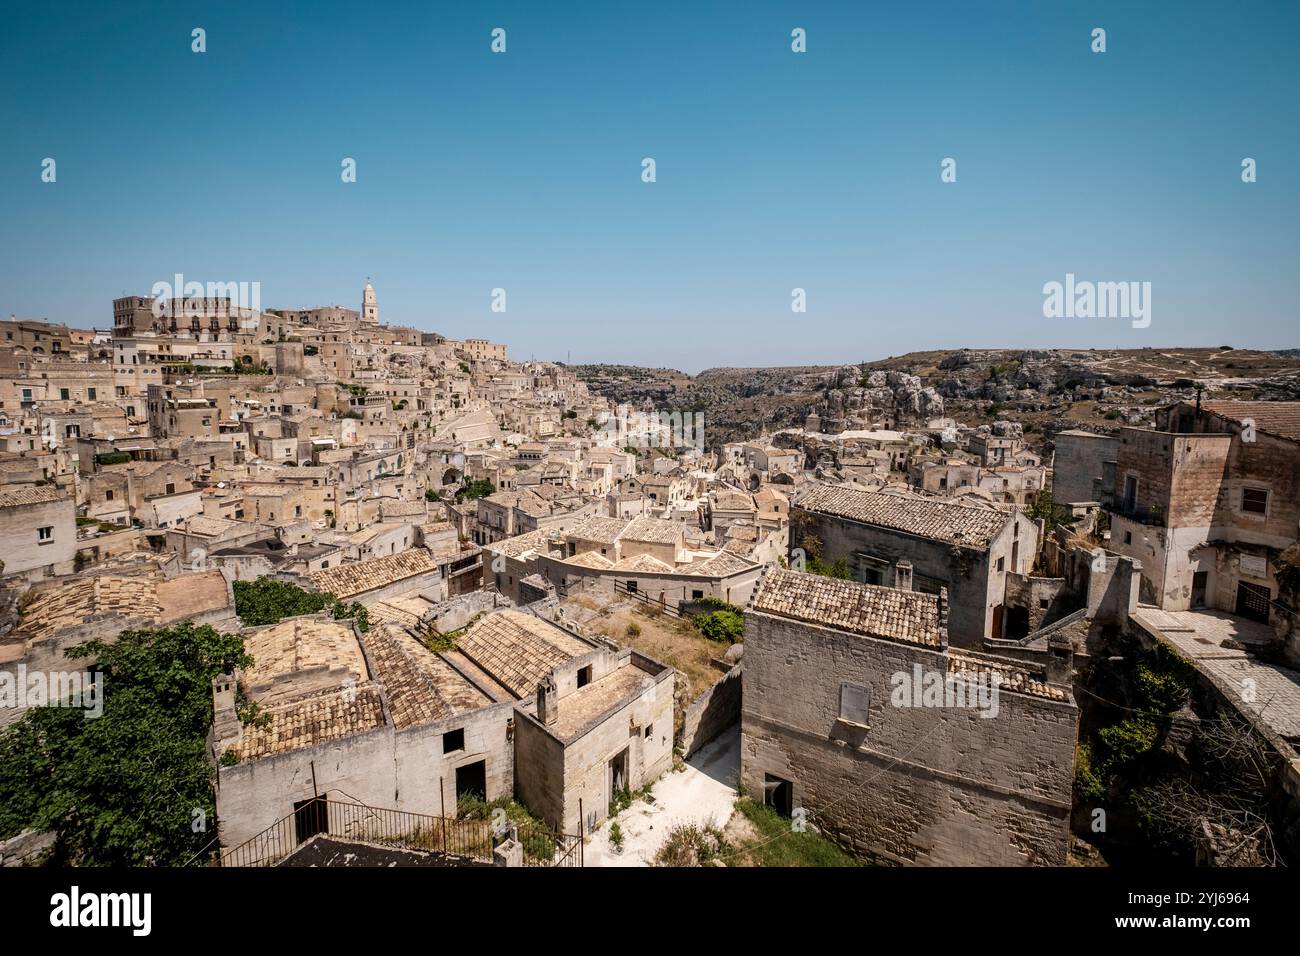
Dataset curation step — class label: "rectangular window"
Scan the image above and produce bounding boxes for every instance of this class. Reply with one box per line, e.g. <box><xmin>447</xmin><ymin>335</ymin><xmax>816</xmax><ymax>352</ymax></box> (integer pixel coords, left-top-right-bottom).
<box><xmin>442</xmin><ymin>728</ymin><xmax>465</xmax><ymax>753</ymax></box>
<box><xmin>60</xmin><ymin>388</ymin><xmax>70</xmax><ymax>400</ymax></box>
<box><xmin>37</xmin><ymin>526</ymin><xmax>53</xmax><ymax>542</ymax></box>
<box><xmin>839</xmin><ymin>682</ymin><xmax>872</xmax><ymax>725</ymax></box>
<box><xmin>1242</xmin><ymin>488</ymin><xmax>1268</xmax><ymax>515</ymax></box>
<box><xmin>87</xmin><ymin>388</ymin><xmax>96</xmax><ymax>400</ymax></box>
<box><xmin>577</xmin><ymin>665</ymin><xmax>592</xmax><ymax>688</ymax></box>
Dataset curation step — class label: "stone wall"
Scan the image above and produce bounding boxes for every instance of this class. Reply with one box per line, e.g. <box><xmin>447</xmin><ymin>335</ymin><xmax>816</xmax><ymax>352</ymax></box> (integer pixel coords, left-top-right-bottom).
<box><xmin>1052</xmin><ymin>432</ymin><xmax>1118</xmax><ymax>505</ymax></box>
<box><xmin>215</xmin><ymin>698</ymin><xmax>516</xmax><ymax>852</ymax></box>
<box><xmin>740</xmin><ymin>608</ymin><xmax>1077</xmax><ymax>865</ymax></box>
<box><xmin>681</xmin><ymin>664</ymin><xmax>741</xmax><ymax>757</ymax></box>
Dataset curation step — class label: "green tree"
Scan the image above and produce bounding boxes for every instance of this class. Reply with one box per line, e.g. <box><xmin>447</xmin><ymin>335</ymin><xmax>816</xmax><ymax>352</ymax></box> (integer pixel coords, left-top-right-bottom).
<box><xmin>454</xmin><ymin>479</ymin><xmax>495</xmax><ymax>503</ymax></box>
<box><xmin>0</xmin><ymin>622</ymin><xmax>250</xmax><ymax>865</ymax></box>
<box><xmin>232</xmin><ymin>578</ymin><xmax>369</xmax><ymax>632</ymax></box>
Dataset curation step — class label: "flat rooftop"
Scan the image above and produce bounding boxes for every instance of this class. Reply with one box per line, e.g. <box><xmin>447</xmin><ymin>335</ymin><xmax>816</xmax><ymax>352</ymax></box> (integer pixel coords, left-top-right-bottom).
<box><xmin>548</xmin><ymin>663</ymin><xmax>652</xmax><ymax>740</ymax></box>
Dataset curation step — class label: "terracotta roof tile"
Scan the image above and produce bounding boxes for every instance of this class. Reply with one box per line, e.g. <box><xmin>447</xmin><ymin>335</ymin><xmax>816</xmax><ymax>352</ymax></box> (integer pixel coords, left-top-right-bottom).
<box><xmin>751</xmin><ymin>568</ymin><xmax>943</xmax><ymax>647</ymax></box>
<box><xmin>796</xmin><ymin>485</ymin><xmax>1010</xmax><ymax>548</ymax></box>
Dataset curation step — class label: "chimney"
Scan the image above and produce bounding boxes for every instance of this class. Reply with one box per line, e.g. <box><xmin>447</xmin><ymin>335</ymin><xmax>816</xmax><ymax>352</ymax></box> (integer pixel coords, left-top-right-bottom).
<box><xmin>1046</xmin><ymin>634</ymin><xmax>1074</xmax><ymax>685</ymax></box>
<box><xmin>537</xmin><ymin>673</ymin><xmax>558</xmax><ymax>727</ymax></box>
<box><xmin>894</xmin><ymin>559</ymin><xmax>913</xmax><ymax>591</ymax></box>
<box><xmin>212</xmin><ymin>672</ymin><xmax>242</xmax><ymax>753</ymax></box>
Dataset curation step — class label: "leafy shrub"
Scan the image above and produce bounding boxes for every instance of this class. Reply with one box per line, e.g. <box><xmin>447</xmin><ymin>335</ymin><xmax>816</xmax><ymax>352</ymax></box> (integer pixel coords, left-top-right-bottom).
<box><xmin>695</xmin><ymin>608</ymin><xmax>744</xmax><ymax>643</ymax></box>
<box><xmin>654</xmin><ymin>822</ymin><xmax>727</xmax><ymax>866</ymax></box>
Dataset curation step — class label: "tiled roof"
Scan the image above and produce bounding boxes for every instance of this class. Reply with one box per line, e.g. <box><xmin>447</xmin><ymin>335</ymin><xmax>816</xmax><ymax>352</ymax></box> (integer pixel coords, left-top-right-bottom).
<box><xmin>17</xmin><ymin>570</ymin><xmax>231</xmax><ymax>645</ymax></box>
<box><xmin>692</xmin><ymin>549</ymin><xmax>760</xmax><ymax>578</ymax></box>
<box><xmin>486</xmin><ymin>528</ymin><xmax>550</xmax><ymax>559</ymax></box>
<box><xmin>614</xmin><ymin>553</ymin><xmax>675</xmax><ymax>573</ymax></box>
<box><xmin>456</xmin><ymin>610</ymin><xmax>592</xmax><ymax>699</ymax></box>
<box><xmin>750</xmin><ymin>569</ymin><xmax>944</xmax><ymax>647</ymax></box>
<box><xmin>1202</xmin><ymin>401</ymin><xmax>1300</xmax><ymax>444</ymax></box>
<box><xmin>567</xmin><ymin>550</ymin><xmax>615</xmax><ymax>569</ymax></box>
<box><xmin>621</xmin><ymin>515</ymin><xmax>683</xmax><ymax>544</ymax></box>
<box><xmin>18</xmin><ymin>576</ymin><xmax>161</xmax><ymax>644</ymax></box>
<box><xmin>796</xmin><ymin>485</ymin><xmax>1009</xmax><ymax>548</ymax></box>
<box><xmin>948</xmin><ymin>652</ymin><xmax>1068</xmax><ymax>702</ymax></box>
<box><xmin>309</xmin><ymin>548</ymin><xmax>437</xmax><ymax>600</ymax></box>
<box><xmin>238</xmin><ymin>683</ymin><xmax>386</xmax><ymax>760</ymax></box>
<box><xmin>362</xmin><ymin>624</ymin><xmax>491</xmax><ymax>728</ymax></box>
<box><xmin>180</xmin><ymin>515</ymin><xmax>242</xmax><ymax>538</ymax></box>
<box><xmin>549</xmin><ymin>664</ymin><xmax>653</xmax><ymax>739</ymax></box>
<box><xmin>242</xmin><ymin>617</ymin><xmax>368</xmax><ymax>689</ymax></box>
<box><xmin>0</xmin><ymin>486</ymin><xmax>65</xmax><ymax>508</ymax></box>
<box><xmin>566</xmin><ymin>515</ymin><xmax>628</xmax><ymax>545</ymax></box>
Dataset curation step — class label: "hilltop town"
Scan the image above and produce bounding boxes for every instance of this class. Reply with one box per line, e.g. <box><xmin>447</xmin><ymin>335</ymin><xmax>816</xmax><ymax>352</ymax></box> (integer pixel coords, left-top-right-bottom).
<box><xmin>1</xmin><ymin>287</ymin><xmax>1298</xmax><ymax>869</ymax></box>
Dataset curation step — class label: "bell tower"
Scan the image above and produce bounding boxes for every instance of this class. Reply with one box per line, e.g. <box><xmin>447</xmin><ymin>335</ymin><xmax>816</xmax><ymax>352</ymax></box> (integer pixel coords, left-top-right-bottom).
<box><xmin>362</xmin><ymin>279</ymin><xmax>378</xmax><ymax>324</ymax></box>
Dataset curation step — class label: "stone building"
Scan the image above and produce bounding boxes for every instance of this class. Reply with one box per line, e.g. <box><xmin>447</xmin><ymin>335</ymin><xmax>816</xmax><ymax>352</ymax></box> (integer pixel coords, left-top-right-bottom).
<box><xmin>514</xmin><ymin>647</ymin><xmax>674</xmax><ymax>836</ymax></box>
<box><xmin>213</xmin><ymin>608</ymin><xmax>675</xmax><ymax>855</ymax></box>
<box><xmin>1105</xmin><ymin>401</ymin><xmax>1300</xmax><ymax>622</ymax></box>
<box><xmin>741</xmin><ymin>569</ymin><xmax>1077</xmax><ymax>865</ymax></box>
<box><xmin>213</xmin><ymin>617</ymin><xmax>515</xmax><ymax>851</ymax></box>
<box><xmin>0</xmin><ymin>568</ymin><xmax>237</xmax><ymax>730</ymax></box>
<box><xmin>0</xmin><ymin>486</ymin><xmax>76</xmax><ymax>580</ymax></box>
<box><xmin>791</xmin><ymin>485</ymin><xmax>1037</xmax><ymax>645</ymax></box>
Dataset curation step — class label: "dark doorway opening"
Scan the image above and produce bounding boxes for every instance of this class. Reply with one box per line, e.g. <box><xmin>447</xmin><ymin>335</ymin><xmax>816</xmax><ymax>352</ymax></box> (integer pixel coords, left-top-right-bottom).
<box><xmin>763</xmin><ymin>774</ymin><xmax>794</xmax><ymax>817</ymax></box>
<box><xmin>294</xmin><ymin>796</ymin><xmax>328</xmax><ymax>843</ymax></box>
<box><xmin>607</xmin><ymin>748</ymin><xmax>629</xmax><ymax>810</ymax></box>
<box><xmin>1191</xmin><ymin>571</ymin><xmax>1208</xmax><ymax>609</ymax></box>
<box><xmin>1235</xmin><ymin>581</ymin><xmax>1271</xmax><ymax>623</ymax></box>
<box><xmin>1006</xmin><ymin>605</ymin><xmax>1031</xmax><ymax>640</ymax></box>
<box><xmin>455</xmin><ymin>760</ymin><xmax>487</xmax><ymax>802</ymax></box>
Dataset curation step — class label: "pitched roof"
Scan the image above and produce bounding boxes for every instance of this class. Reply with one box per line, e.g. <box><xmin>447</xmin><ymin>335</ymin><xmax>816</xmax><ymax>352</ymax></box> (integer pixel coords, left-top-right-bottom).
<box><xmin>309</xmin><ymin>548</ymin><xmax>437</xmax><ymax>600</ymax></box>
<box><xmin>238</xmin><ymin>683</ymin><xmax>386</xmax><ymax>760</ymax></box>
<box><xmin>455</xmin><ymin>610</ymin><xmax>592</xmax><ymax>699</ymax></box>
<box><xmin>361</xmin><ymin>623</ymin><xmax>491</xmax><ymax>728</ymax></box>
<box><xmin>241</xmin><ymin>616</ymin><xmax>368</xmax><ymax>690</ymax></box>
<box><xmin>620</xmin><ymin>515</ymin><xmax>683</xmax><ymax>544</ymax></box>
<box><xmin>0</xmin><ymin>486</ymin><xmax>65</xmax><ymax>508</ymax></box>
<box><xmin>796</xmin><ymin>485</ymin><xmax>1010</xmax><ymax>548</ymax></box>
<box><xmin>750</xmin><ymin>568</ymin><xmax>944</xmax><ymax>648</ymax></box>
<box><xmin>1202</xmin><ymin>401</ymin><xmax>1300</xmax><ymax>444</ymax></box>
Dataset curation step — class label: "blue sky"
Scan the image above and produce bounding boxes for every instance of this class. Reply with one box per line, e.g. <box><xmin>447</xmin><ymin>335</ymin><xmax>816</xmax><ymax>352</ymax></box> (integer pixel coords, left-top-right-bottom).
<box><xmin>1</xmin><ymin>0</ymin><xmax>1297</xmax><ymax>372</ymax></box>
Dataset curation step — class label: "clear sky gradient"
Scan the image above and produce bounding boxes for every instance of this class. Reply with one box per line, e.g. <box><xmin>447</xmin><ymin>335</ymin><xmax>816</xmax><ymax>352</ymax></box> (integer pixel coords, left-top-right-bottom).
<box><xmin>1</xmin><ymin>1</ymin><xmax>1297</xmax><ymax>372</ymax></box>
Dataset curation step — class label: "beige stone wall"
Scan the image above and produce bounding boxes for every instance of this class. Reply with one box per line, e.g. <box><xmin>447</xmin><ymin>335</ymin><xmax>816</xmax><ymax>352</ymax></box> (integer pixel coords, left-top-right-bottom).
<box><xmin>740</xmin><ymin>609</ymin><xmax>1076</xmax><ymax>865</ymax></box>
<box><xmin>0</xmin><ymin>496</ymin><xmax>76</xmax><ymax>577</ymax></box>
<box><xmin>216</xmin><ymin>699</ymin><xmax>515</xmax><ymax>851</ymax></box>
<box><xmin>558</xmin><ymin>672</ymin><xmax>675</xmax><ymax>835</ymax></box>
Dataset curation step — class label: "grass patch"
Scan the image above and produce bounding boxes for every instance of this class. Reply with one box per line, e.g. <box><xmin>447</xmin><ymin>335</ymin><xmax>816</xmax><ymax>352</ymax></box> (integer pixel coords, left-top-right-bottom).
<box><xmin>456</xmin><ymin>794</ymin><xmax>558</xmax><ymax>862</ymax></box>
<box><xmin>728</xmin><ymin>798</ymin><xmax>860</xmax><ymax>867</ymax></box>
<box><xmin>654</xmin><ymin>820</ymin><xmax>728</xmax><ymax>866</ymax></box>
